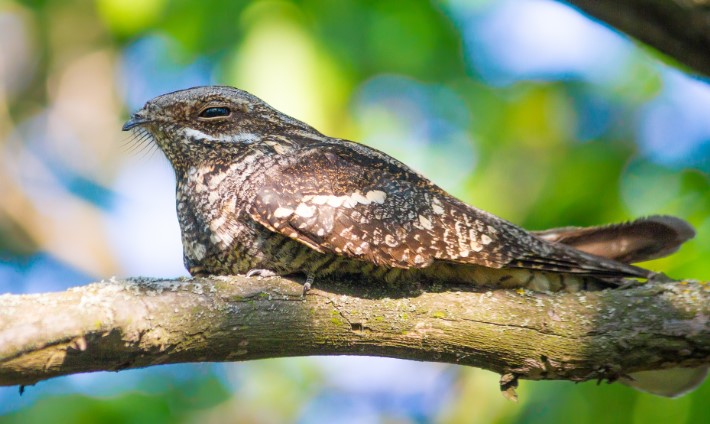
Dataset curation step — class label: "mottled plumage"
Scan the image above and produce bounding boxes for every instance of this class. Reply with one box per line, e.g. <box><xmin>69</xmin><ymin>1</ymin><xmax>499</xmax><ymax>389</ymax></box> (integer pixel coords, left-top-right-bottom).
<box><xmin>123</xmin><ymin>86</ymin><xmax>694</xmax><ymax>292</ymax></box>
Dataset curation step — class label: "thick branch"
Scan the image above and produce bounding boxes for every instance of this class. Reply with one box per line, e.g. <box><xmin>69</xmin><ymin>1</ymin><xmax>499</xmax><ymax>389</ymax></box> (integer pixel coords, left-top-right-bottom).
<box><xmin>0</xmin><ymin>276</ymin><xmax>708</xmax><ymax>389</ymax></box>
<box><xmin>563</xmin><ymin>0</ymin><xmax>710</xmax><ymax>77</ymax></box>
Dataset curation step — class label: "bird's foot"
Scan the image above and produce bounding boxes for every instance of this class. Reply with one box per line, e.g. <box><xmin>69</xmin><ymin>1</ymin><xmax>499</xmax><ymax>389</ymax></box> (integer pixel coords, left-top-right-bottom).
<box><xmin>188</xmin><ymin>266</ymin><xmax>208</xmax><ymax>277</ymax></box>
<box><xmin>302</xmin><ymin>274</ymin><xmax>315</xmax><ymax>297</ymax></box>
<box><xmin>616</xmin><ymin>278</ymin><xmax>643</xmax><ymax>289</ymax></box>
<box><xmin>246</xmin><ymin>269</ymin><xmax>277</xmax><ymax>279</ymax></box>
<box><xmin>648</xmin><ymin>272</ymin><xmax>672</xmax><ymax>284</ymax></box>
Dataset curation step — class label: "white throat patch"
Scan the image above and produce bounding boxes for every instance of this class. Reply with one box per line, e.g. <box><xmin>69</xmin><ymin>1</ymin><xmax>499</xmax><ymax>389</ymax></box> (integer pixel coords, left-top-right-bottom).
<box><xmin>182</xmin><ymin>128</ymin><xmax>259</xmax><ymax>144</ymax></box>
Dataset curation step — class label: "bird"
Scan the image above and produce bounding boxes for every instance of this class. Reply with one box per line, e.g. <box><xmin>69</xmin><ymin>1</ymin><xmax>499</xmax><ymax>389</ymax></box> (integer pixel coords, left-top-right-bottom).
<box><xmin>122</xmin><ymin>85</ymin><xmax>695</xmax><ymax>294</ymax></box>
<box><xmin>122</xmin><ymin>85</ymin><xmax>704</xmax><ymax>397</ymax></box>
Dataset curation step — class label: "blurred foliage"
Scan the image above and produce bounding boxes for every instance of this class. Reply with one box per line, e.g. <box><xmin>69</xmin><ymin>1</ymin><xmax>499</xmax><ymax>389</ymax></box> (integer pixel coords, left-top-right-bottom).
<box><xmin>0</xmin><ymin>373</ymin><xmax>230</xmax><ymax>424</ymax></box>
<box><xmin>0</xmin><ymin>0</ymin><xmax>709</xmax><ymax>422</ymax></box>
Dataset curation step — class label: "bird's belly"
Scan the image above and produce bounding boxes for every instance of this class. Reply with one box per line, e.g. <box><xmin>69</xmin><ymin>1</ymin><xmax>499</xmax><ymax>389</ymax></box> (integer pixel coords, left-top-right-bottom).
<box><xmin>417</xmin><ymin>263</ymin><xmax>603</xmax><ymax>292</ymax></box>
<box><xmin>185</xmin><ymin>216</ymin><xmax>599</xmax><ymax>293</ymax></box>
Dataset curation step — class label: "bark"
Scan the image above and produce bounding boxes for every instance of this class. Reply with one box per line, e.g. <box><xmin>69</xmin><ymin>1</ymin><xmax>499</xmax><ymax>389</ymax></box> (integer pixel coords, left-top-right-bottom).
<box><xmin>0</xmin><ymin>276</ymin><xmax>708</xmax><ymax>392</ymax></box>
<box><xmin>562</xmin><ymin>0</ymin><xmax>710</xmax><ymax>77</ymax></box>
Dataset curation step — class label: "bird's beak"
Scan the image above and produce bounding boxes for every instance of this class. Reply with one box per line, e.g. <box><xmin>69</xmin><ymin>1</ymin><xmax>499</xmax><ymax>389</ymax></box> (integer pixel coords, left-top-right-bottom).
<box><xmin>122</xmin><ymin>111</ymin><xmax>151</xmax><ymax>131</ymax></box>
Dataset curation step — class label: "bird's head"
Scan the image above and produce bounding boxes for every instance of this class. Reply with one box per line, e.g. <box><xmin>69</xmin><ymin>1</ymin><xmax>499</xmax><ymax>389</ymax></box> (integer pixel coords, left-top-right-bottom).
<box><xmin>122</xmin><ymin>86</ymin><xmax>315</xmax><ymax>168</ymax></box>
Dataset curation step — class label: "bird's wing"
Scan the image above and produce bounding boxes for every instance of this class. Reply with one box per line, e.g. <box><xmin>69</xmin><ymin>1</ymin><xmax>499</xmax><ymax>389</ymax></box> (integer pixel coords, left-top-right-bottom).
<box><xmin>248</xmin><ymin>141</ymin><xmax>648</xmax><ymax>277</ymax></box>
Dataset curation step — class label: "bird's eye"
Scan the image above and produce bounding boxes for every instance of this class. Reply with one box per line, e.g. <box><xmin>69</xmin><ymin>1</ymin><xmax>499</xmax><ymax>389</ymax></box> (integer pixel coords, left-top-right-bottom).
<box><xmin>199</xmin><ymin>107</ymin><xmax>231</xmax><ymax>118</ymax></box>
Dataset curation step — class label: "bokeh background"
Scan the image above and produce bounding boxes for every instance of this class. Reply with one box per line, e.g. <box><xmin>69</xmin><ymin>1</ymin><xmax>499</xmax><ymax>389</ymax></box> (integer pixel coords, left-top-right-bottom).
<box><xmin>1</xmin><ymin>0</ymin><xmax>709</xmax><ymax>422</ymax></box>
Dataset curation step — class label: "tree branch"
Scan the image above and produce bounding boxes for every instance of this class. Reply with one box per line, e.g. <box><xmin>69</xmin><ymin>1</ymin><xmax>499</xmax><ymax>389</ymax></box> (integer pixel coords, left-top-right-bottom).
<box><xmin>562</xmin><ymin>0</ymin><xmax>710</xmax><ymax>77</ymax></box>
<box><xmin>1</xmin><ymin>276</ymin><xmax>708</xmax><ymax>391</ymax></box>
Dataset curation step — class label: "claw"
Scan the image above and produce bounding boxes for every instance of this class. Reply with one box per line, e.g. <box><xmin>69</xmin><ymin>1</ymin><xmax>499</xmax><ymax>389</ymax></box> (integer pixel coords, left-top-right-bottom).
<box><xmin>188</xmin><ymin>266</ymin><xmax>208</xmax><ymax>277</ymax></box>
<box><xmin>246</xmin><ymin>269</ymin><xmax>277</xmax><ymax>278</ymax></box>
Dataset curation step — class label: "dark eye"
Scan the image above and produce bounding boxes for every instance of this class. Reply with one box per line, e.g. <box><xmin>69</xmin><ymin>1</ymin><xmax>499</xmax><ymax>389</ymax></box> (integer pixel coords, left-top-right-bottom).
<box><xmin>199</xmin><ymin>107</ymin><xmax>231</xmax><ymax>118</ymax></box>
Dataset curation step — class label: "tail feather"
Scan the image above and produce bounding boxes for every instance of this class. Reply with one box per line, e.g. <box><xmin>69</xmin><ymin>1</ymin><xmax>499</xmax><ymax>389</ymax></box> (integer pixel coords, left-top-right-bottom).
<box><xmin>532</xmin><ymin>216</ymin><xmax>695</xmax><ymax>264</ymax></box>
<box><xmin>621</xmin><ymin>366</ymin><xmax>709</xmax><ymax>398</ymax></box>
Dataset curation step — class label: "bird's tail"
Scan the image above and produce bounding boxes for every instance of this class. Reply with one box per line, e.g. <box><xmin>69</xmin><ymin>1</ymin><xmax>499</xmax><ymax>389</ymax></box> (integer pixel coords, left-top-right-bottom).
<box><xmin>537</xmin><ymin>215</ymin><xmax>705</xmax><ymax>397</ymax></box>
<box><xmin>532</xmin><ymin>215</ymin><xmax>695</xmax><ymax>264</ymax></box>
